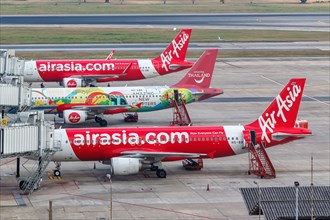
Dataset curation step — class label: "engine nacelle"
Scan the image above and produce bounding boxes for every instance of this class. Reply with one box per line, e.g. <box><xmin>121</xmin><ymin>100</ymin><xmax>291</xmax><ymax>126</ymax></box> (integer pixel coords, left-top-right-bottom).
<box><xmin>110</xmin><ymin>158</ymin><xmax>142</xmax><ymax>175</ymax></box>
<box><xmin>63</xmin><ymin>110</ymin><xmax>87</xmax><ymax>124</ymax></box>
<box><xmin>62</xmin><ymin>78</ymin><xmax>84</xmax><ymax>88</ymax></box>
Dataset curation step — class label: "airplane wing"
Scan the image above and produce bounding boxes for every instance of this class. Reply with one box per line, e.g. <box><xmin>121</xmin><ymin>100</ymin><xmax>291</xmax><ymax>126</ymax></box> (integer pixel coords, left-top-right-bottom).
<box><xmin>71</xmin><ymin>104</ymin><xmax>128</xmax><ymax>111</ymax></box>
<box><xmin>69</xmin><ymin>74</ymin><xmax>121</xmax><ymax>80</ymax></box>
<box><xmin>120</xmin><ymin>151</ymin><xmax>205</xmax><ymax>162</ymax></box>
<box><xmin>56</xmin><ymin>103</ymin><xmax>129</xmax><ymax>114</ymax></box>
<box><xmin>68</xmin><ymin>63</ymin><xmax>131</xmax><ymax>82</ymax></box>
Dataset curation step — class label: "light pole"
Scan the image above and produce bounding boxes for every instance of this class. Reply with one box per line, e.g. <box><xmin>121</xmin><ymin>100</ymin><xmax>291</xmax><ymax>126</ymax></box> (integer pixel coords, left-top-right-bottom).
<box><xmin>254</xmin><ymin>181</ymin><xmax>261</xmax><ymax>220</ymax></box>
<box><xmin>294</xmin><ymin>181</ymin><xmax>300</xmax><ymax>220</ymax></box>
<box><xmin>106</xmin><ymin>173</ymin><xmax>113</xmax><ymax>220</ymax></box>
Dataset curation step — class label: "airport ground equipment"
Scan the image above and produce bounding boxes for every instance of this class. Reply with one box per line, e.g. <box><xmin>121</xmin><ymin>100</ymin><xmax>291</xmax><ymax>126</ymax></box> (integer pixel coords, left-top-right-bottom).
<box><xmin>182</xmin><ymin>158</ymin><xmax>203</xmax><ymax>170</ymax></box>
<box><xmin>1</xmin><ymin>50</ymin><xmax>60</xmax><ymax>194</ymax></box>
<box><xmin>171</xmin><ymin>90</ymin><xmax>192</xmax><ymax>126</ymax></box>
<box><xmin>243</xmin><ymin>130</ymin><xmax>276</xmax><ymax>179</ymax></box>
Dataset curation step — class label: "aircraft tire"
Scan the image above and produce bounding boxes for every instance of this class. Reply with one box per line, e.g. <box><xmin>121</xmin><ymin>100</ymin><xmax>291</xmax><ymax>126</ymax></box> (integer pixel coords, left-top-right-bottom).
<box><xmin>156</xmin><ymin>169</ymin><xmax>167</xmax><ymax>178</ymax></box>
<box><xmin>100</xmin><ymin>120</ymin><xmax>108</xmax><ymax>127</ymax></box>
<box><xmin>95</xmin><ymin>116</ymin><xmax>102</xmax><ymax>123</ymax></box>
<box><xmin>54</xmin><ymin>170</ymin><xmax>61</xmax><ymax>177</ymax></box>
<box><xmin>19</xmin><ymin>180</ymin><xmax>27</xmax><ymax>190</ymax></box>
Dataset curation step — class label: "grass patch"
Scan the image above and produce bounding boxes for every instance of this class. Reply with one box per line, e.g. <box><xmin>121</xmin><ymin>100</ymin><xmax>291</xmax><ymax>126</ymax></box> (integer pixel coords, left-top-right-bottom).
<box><xmin>1</xmin><ymin>27</ymin><xmax>329</xmax><ymax>44</ymax></box>
<box><xmin>16</xmin><ymin>50</ymin><xmax>330</xmax><ymax>60</ymax></box>
<box><xmin>0</xmin><ymin>3</ymin><xmax>329</xmax><ymax>14</ymax></box>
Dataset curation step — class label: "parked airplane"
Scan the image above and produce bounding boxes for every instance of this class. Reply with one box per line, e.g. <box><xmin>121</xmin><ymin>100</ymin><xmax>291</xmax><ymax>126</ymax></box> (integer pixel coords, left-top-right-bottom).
<box><xmin>23</xmin><ymin>29</ymin><xmax>193</xmax><ymax>87</ymax></box>
<box><xmin>30</xmin><ymin>49</ymin><xmax>222</xmax><ymax>127</ymax></box>
<box><xmin>52</xmin><ymin>78</ymin><xmax>311</xmax><ymax>178</ymax></box>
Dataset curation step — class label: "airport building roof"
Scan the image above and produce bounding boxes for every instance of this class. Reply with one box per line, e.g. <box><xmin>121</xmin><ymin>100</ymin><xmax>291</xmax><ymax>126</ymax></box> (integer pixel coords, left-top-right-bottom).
<box><xmin>240</xmin><ymin>186</ymin><xmax>330</xmax><ymax>220</ymax></box>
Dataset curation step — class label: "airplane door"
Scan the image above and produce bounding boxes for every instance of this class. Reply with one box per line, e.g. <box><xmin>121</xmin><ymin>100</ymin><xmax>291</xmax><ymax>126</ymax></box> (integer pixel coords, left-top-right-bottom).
<box><xmin>243</xmin><ymin>130</ymin><xmax>256</xmax><ymax>146</ymax></box>
<box><xmin>25</xmin><ymin>61</ymin><xmax>34</xmax><ymax>76</ymax></box>
<box><xmin>250</xmin><ymin>130</ymin><xmax>256</xmax><ymax>145</ymax></box>
<box><xmin>174</xmin><ymin>89</ymin><xmax>179</xmax><ymax>102</ymax></box>
<box><xmin>53</xmin><ymin>132</ymin><xmax>62</xmax><ymax>151</ymax></box>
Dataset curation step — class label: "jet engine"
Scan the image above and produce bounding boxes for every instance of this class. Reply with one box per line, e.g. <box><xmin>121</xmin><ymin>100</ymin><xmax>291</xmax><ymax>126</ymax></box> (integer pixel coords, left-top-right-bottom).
<box><xmin>63</xmin><ymin>110</ymin><xmax>87</xmax><ymax>124</ymax></box>
<box><xmin>110</xmin><ymin>158</ymin><xmax>142</xmax><ymax>175</ymax></box>
<box><xmin>62</xmin><ymin>78</ymin><xmax>84</xmax><ymax>88</ymax></box>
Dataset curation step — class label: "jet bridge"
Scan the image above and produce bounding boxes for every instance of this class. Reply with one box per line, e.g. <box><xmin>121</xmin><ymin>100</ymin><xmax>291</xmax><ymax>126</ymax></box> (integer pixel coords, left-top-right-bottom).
<box><xmin>1</xmin><ymin>50</ymin><xmax>60</xmax><ymax>194</ymax></box>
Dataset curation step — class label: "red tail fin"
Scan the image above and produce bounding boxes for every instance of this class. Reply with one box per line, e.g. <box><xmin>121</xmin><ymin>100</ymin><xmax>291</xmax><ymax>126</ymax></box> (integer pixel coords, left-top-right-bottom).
<box><xmin>171</xmin><ymin>49</ymin><xmax>218</xmax><ymax>88</ymax></box>
<box><xmin>153</xmin><ymin>29</ymin><xmax>192</xmax><ymax>72</ymax></box>
<box><xmin>248</xmin><ymin>78</ymin><xmax>306</xmax><ymax>130</ymax></box>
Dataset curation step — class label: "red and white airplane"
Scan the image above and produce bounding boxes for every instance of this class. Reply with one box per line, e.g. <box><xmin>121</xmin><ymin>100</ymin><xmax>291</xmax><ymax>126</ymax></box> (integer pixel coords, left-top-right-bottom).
<box><xmin>23</xmin><ymin>29</ymin><xmax>193</xmax><ymax>87</ymax></box>
<box><xmin>52</xmin><ymin>78</ymin><xmax>311</xmax><ymax>178</ymax></box>
<box><xmin>30</xmin><ymin>49</ymin><xmax>221</xmax><ymax>127</ymax></box>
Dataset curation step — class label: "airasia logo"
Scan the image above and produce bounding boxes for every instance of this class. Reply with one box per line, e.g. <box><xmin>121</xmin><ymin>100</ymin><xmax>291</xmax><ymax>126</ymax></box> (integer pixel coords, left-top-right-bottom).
<box><xmin>67</xmin><ymin>79</ymin><xmax>77</xmax><ymax>88</ymax></box>
<box><xmin>160</xmin><ymin>31</ymin><xmax>189</xmax><ymax>72</ymax></box>
<box><xmin>68</xmin><ymin>112</ymin><xmax>81</xmax><ymax>123</ymax></box>
<box><xmin>258</xmin><ymin>82</ymin><xmax>302</xmax><ymax>143</ymax></box>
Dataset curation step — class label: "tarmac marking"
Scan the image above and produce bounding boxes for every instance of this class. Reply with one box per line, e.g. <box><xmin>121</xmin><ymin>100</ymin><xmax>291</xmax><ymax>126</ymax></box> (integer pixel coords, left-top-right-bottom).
<box><xmin>61</xmin><ymin>192</ymin><xmax>221</xmax><ymax>220</ymax></box>
<box><xmin>261</xmin><ymin>75</ymin><xmax>329</xmax><ymax>106</ymax></box>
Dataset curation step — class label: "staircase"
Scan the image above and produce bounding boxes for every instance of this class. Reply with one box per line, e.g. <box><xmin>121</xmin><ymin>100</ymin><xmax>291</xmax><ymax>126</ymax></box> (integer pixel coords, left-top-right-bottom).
<box><xmin>248</xmin><ymin>142</ymin><xmax>276</xmax><ymax>179</ymax></box>
<box><xmin>171</xmin><ymin>98</ymin><xmax>192</xmax><ymax>126</ymax></box>
<box><xmin>20</xmin><ymin>149</ymin><xmax>58</xmax><ymax>195</ymax></box>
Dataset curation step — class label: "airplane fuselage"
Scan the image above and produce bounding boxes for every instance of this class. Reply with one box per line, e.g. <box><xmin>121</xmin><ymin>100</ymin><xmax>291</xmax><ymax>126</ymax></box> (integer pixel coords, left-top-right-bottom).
<box><xmin>53</xmin><ymin>126</ymin><xmax>247</xmax><ymax>161</ymax></box>
<box><xmin>52</xmin><ymin>124</ymin><xmax>307</xmax><ymax>162</ymax></box>
<box><xmin>24</xmin><ymin>59</ymin><xmax>189</xmax><ymax>83</ymax></box>
<box><xmin>31</xmin><ymin>86</ymin><xmax>216</xmax><ymax>114</ymax></box>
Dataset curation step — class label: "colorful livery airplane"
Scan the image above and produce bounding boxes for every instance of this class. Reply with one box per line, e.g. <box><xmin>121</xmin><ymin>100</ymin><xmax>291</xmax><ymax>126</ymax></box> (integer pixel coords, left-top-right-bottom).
<box><xmin>23</xmin><ymin>29</ymin><xmax>193</xmax><ymax>87</ymax></box>
<box><xmin>52</xmin><ymin>78</ymin><xmax>311</xmax><ymax>178</ymax></box>
<box><xmin>31</xmin><ymin>49</ymin><xmax>222</xmax><ymax>127</ymax></box>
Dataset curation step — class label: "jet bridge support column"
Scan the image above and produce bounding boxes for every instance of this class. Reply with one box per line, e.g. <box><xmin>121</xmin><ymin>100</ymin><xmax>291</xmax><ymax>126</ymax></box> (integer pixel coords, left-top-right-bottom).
<box><xmin>1</xmin><ymin>50</ymin><xmax>61</xmax><ymax>194</ymax></box>
<box><xmin>16</xmin><ymin>157</ymin><xmax>20</xmax><ymax>178</ymax></box>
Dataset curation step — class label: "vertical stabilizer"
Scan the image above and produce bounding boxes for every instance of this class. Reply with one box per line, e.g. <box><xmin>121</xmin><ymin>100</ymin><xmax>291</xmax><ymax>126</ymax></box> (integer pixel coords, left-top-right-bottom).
<box><xmin>247</xmin><ymin>78</ymin><xmax>306</xmax><ymax>130</ymax></box>
<box><xmin>153</xmin><ymin>29</ymin><xmax>192</xmax><ymax>73</ymax></box>
<box><xmin>171</xmin><ymin>49</ymin><xmax>218</xmax><ymax>88</ymax></box>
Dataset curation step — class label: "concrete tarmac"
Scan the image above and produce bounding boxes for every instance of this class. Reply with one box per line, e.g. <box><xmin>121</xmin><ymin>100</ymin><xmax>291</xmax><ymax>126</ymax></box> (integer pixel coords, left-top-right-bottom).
<box><xmin>0</xmin><ymin>57</ymin><xmax>329</xmax><ymax>220</ymax></box>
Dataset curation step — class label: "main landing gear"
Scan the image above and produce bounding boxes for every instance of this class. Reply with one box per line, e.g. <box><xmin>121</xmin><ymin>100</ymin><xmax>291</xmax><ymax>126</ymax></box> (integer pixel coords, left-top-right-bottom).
<box><xmin>95</xmin><ymin>116</ymin><xmax>108</xmax><ymax>127</ymax></box>
<box><xmin>150</xmin><ymin>164</ymin><xmax>167</xmax><ymax>178</ymax></box>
